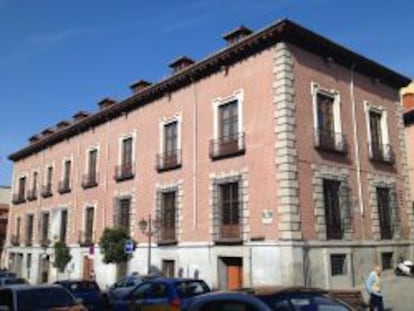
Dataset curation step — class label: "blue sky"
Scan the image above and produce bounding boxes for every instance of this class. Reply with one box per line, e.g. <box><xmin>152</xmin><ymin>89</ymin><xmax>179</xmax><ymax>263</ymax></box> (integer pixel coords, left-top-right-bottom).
<box><xmin>0</xmin><ymin>0</ymin><xmax>413</xmax><ymax>186</ymax></box>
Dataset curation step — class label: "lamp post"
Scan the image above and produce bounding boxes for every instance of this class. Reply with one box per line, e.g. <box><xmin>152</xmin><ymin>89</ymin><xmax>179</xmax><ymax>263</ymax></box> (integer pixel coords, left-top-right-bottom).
<box><xmin>138</xmin><ymin>214</ymin><xmax>159</xmax><ymax>275</ymax></box>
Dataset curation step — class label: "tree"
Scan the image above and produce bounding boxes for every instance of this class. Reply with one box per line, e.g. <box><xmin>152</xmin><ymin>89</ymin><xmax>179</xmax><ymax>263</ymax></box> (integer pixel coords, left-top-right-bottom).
<box><xmin>99</xmin><ymin>227</ymin><xmax>136</xmax><ymax>265</ymax></box>
<box><xmin>53</xmin><ymin>241</ymin><xmax>72</xmax><ymax>273</ymax></box>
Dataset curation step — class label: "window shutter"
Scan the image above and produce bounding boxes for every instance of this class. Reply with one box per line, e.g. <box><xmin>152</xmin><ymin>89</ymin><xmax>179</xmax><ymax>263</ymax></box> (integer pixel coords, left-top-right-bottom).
<box><xmin>113</xmin><ymin>197</ymin><xmax>120</xmax><ymax>227</ymax></box>
<box><xmin>389</xmin><ymin>184</ymin><xmax>400</xmax><ymax>234</ymax></box>
<box><xmin>339</xmin><ymin>182</ymin><xmax>352</xmax><ymax>232</ymax></box>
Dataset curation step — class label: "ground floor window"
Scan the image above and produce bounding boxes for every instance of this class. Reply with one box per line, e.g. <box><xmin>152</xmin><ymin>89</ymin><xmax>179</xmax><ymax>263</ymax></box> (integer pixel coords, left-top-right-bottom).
<box><xmin>162</xmin><ymin>260</ymin><xmax>175</xmax><ymax>278</ymax></box>
<box><xmin>330</xmin><ymin>254</ymin><xmax>347</xmax><ymax>276</ymax></box>
<box><xmin>381</xmin><ymin>252</ymin><xmax>393</xmax><ymax>270</ymax></box>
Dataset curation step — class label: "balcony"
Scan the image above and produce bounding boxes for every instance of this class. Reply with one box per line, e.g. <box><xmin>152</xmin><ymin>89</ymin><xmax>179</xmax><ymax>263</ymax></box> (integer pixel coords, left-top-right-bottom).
<box><xmin>209</xmin><ymin>132</ymin><xmax>246</xmax><ymax>160</ymax></box>
<box><xmin>39</xmin><ymin>237</ymin><xmax>51</xmax><ymax>248</ymax></box>
<box><xmin>314</xmin><ymin>128</ymin><xmax>347</xmax><ymax>154</ymax></box>
<box><xmin>156</xmin><ymin>150</ymin><xmax>182</xmax><ymax>172</ymax></box>
<box><xmin>24</xmin><ymin>236</ymin><xmax>33</xmax><ymax>246</ymax></box>
<box><xmin>26</xmin><ymin>189</ymin><xmax>37</xmax><ymax>201</ymax></box>
<box><xmin>41</xmin><ymin>184</ymin><xmax>53</xmax><ymax>198</ymax></box>
<box><xmin>81</xmin><ymin>172</ymin><xmax>99</xmax><ymax>189</ymax></box>
<box><xmin>12</xmin><ymin>193</ymin><xmax>26</xmax><ymax>205</ymax></box>
<box><xmin>114</xmin><ymin>162</ymin><xmax>135</xmax><ymax>182</ymax></box>
<box><xmin>78</xmin><ymin>230</ymin><xmax>95</xmax><ymax>246</ymax></box>
<box><xmin>58</xmin><ymin>179</ymin><xmax>71</xmax><ymax>194</ymax></box>
<box><xmin>10</xmin><ymin>234</ymin><xmax>20</xmax><ymax>246</ymax></box>
<box><xmin>369</xmin><ymin>143</ymin><xmax>395</xmax><ymax>164</ymax></box>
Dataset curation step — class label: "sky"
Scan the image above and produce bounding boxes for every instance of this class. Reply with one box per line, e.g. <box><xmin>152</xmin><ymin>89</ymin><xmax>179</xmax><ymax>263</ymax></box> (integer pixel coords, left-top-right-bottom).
<box><xmin>0</xmin><ymin>0</ymin><xmax>413</xmax><ymax>186</ymax></box>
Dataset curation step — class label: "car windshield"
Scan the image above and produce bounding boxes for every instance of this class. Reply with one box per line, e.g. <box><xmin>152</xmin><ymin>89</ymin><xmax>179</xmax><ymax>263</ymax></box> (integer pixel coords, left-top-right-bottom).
<box><xmin>17</xmin><ymin>287</ymin><xmax>75</xmax><ymax>311</ymax></box>
<box><xmin>175</xmin><ymin>280</ymin><xmax>210</xmax><ymax>298</ymax></box>
<box><xmin>4</xmin><ymin>278</ymin><xmax>26</xmax><ymax>285</ymax></box>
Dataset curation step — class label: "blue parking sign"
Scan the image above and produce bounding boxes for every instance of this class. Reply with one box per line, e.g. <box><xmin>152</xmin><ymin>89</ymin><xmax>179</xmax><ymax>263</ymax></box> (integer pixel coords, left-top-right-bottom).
<box><xmin>124</xmin><ymin>240</ymin><xmax>134</xmax><ymax>254</ymax></box>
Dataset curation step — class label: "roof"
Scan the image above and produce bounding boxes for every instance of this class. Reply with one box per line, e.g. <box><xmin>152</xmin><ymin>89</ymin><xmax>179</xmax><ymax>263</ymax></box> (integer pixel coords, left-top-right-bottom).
<box><xmin>9</xmin><ymin>18</ymin><xmax>411</xmax><ymax>161</ymax></box>
<box><xmin>236</xmin><ymin>285</ymin><xmax>329</xmax><ymax>296</ymax></box>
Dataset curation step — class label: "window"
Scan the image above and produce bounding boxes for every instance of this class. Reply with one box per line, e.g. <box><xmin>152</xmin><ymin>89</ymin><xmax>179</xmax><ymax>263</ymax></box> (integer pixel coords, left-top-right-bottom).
<box><xmin>60</xmin><ymin>210</ymin><xmax>68</xmax><ymax>242</ymax></box>
<box><xmin>312</xmin><ymin>83</ymin><xmax>345</xmax><ymax>153</ymax></box>
<box><xmin>157</xmin><ymin>121</ymin><xmax>181</xmax><ymax>171</ymax></box>
<box><xmin>25</xmin><ymin>214</ymin><xmax>34</xmax><ymax>246</ymax></box>
<box><xmin>323</xmin><ymin>179</ymin><xmax>343</xmax><ymax>240</ymax></box>
<box><xmin>115</xmin><ymin>198</ymin><xmax>130</xmax><ymax>232</ymax></box>
<box><xmin>331</xmin><ymin>254</ymin><xmax>347</xmax><ymax>276</ymax></box>
<box><xmin>42</xmin><ymin>166</ymin><xmax>53</xmax><ymax>198</ymax></box>
<box><xmin>11</xmin><ymin>217</ymin><xmax>21</xmax><ymax>245</ymax></box>
<box><xmin>381</xmin><ymin>252</ymin><xmax>393</xmax><ymax>270</ymax></box>
<box><xmin>160</xmin><ymin>192</ymin><xmax>176</xmax><ymax>242</ymax></box>
<box><xmin>59</xmin><ymin>160</ymin><xmax>71</xmax><ymax>194</ymax></box>
<box><xmin>13</xmin><ymin>176</ymin><xmax>26</xmax><ymax>204</ymax></box>
<box><xmin>82</xmin><ymin>149</ymin><xmax>98</xmax><ymax>188</ymax></box>
<box><xmin>211</xmin><ymin>91</ymin><xmax>245</xmax><ymax>159</ymax></box>
<box><xmin>40</xmin><ymin>212</ymin><xmax>50</xmax><ymax>245</ymax></box>
<box><xmin>28</xmin><ymin>172</ymin><xmax>38</xmax><ymax>201</ymax></box>
<box><xmin>365</xmin><ymin>103</ymin><xmax>394</xmax><ymax>163</ymax></box>
<box><xmin>162</xmin><ymin>260</ymin><xmax>175</xmax><ymax>278</ymax></box>
<box><xmin>377</xmin><ymin>187</ymin><xmax>392</xmax><ymax>239</ymax></box>
<box><xmin>219</xmin><ymin>182</ymin><xmax>240</xmax><ymax>240</ymax></box>
<box><xmin>115</xmin><ymin>137</ymin><xmax>134</xmax><ymax>181</ymax></box>
<box><xmin>80</xmin><ymin>207</ymin><xmax>94</xmax><ymax>245</ymax></box>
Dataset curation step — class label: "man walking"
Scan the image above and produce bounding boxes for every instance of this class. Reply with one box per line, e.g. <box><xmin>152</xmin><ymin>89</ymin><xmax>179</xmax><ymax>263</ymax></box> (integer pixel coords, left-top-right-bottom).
<box><xmin>366</xmin><ymin>265</ymin><xmax>384</xmax><ymax>311</ymax></box>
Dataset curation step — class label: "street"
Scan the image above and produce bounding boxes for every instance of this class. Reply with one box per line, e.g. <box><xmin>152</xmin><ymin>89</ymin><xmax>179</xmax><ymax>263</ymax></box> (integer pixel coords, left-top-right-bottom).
<box><xmin>359</xmin><ymin>270</ymin><xmax>414</xmax><ymax>311</ymax></box>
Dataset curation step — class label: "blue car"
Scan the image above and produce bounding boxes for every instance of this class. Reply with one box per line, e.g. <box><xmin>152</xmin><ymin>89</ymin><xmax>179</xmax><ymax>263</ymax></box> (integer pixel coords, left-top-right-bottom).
<box><xmin>55</xmin><ymin>279</ymin><xmax>104</xmax><ymax>311</ymax></box>
<box><xmin>113</xmin><ymin>277</ymin><xmax>211</xmax><ymax>311</ymax></box>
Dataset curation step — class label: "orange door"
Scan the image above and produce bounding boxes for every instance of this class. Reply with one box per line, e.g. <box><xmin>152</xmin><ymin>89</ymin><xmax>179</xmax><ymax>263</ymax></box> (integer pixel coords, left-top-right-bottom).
<box><xmin>227</xmin><ymin>264</ymin><xmax>242</xmax><ymax>290</ymax></box>
<box><xmin>83</xmin><ymin>256</ymin><xmax>92</xmax><ymax>280</ymax></box>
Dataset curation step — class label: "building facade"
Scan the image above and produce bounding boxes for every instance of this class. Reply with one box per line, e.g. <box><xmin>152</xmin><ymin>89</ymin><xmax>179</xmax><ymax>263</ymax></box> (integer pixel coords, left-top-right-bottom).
<box><xmin>7</xmin><ymin>19</ymin><xmax>413</xmax><ymax>289</ymax></box>
<box><xmin>0</xmin><ymin>186</ymin><xmax>10</xmax><ymax>267</ymax></box>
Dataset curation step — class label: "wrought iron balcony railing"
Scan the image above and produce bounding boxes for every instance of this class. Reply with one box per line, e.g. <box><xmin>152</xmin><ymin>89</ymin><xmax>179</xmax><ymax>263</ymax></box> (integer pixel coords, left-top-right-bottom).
<box><xmin>58</xmin><ymin>179</ymin><xmax>71</xmax><ymax>194</ymax></box>
<box><xmin>12</xmin><ymin>193</ymin><xmax>26</xmax><ymax>205</ymax></box>
<box><xmin>81</xmin><ymin>172</ymin><xmax>99</xmax><ymax>189</ymax></box>
<box><xmin>314</xmin><ymin>128</ymin><xmax>347</xmax><ymax>154</ymax></box>
<box><xmin>39</xmin><ymin>237</ymin><xmax>51</xmax><ymax>248</ymax></box>
<box><xmin>209</xmin><ymin>132</ymin><xmax>246</xmax><ymax>160</ymax></box>
<box><xmin>78</xmin><ymin>230</ymin><xmax>95</xmax><ymax>246</ymax></box>
<box><xmin>114</xmin><ymin>162</ymin><xmax>135</xmax><ymax>182</ymax></box>
<box><xmin>10</xmin><ymin>234</ymin><xmax>20</xmax><ymax>246</ymax></box>
<box><xmin>156</xmin><ymin>150</ymin><xmax>182</xmax><ymax>172</ymax></box>
<box><xmin>369</xmin><ymin>143</ymin><xmax>395</xmax><ymax>164</ymax></box>
<box><xmin>41</xmin><ymin>184</ymin><xmax>53</xmax><ymax>198</ymax></box>
<box><xmin>26</xmin><ymin>188</ymin><xmax>37</xmax><ymax>201</ymax></box>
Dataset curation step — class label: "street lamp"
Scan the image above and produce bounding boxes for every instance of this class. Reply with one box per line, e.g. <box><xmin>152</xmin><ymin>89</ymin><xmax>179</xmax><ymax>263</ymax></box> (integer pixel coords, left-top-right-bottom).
<box><xmin>138</xmin><ymin>214</ymin><xmax>160</xmax><ymax>274</ymax></box>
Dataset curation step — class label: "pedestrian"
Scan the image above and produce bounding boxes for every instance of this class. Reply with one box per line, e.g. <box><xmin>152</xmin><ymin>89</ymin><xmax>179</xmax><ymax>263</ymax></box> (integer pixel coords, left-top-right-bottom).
<box><xmin>366</xmin><ymin>265</ymin><xmax>384</xmax><ymax>311</ymax></box>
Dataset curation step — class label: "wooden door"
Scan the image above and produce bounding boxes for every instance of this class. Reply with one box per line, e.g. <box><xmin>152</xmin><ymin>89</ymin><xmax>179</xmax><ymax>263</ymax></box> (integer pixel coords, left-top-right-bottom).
<box><xmin>83</xmin><ymin>256</ymin><xmax>92</xmax><ymax>280</ymax></box>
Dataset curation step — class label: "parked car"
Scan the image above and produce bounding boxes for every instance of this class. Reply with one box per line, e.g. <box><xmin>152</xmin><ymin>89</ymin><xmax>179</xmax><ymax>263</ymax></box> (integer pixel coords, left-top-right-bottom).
<box><xmin>54</xmin><ymin>279</ymin><xmax>104</xmax><ymax>311</ymax></box>
<box><xmin>187</xmin><ymin>291</ymin><xmax>273</xmax><ymax>311</ymax></box>
<box><xmin>0</xmin><ymin>272</ymin><xmax>16</xmax><ymax>278</ymax></box>
<box><xmin>239</xmin><ymin>286</ymin><xmax>356</xmax><ymax>311</ymax></box>
<box><xmin>105</xmin><ymin>273</ymin><xmax>160</xmax><ymax>303</ymax></box>
<box><xmin>0</xmin><ymin>277</ymin><xmax>28</xmax><ymax>287</ymax></box>
<box><xmin>0</xmin><ymin>284</ymin><xmax>87</xmax><ymax>311</ymax></box>
<box><xmin>112</xmin><ymin>277</ymin><xmax>211</xmax><ymax>311</ymax></box>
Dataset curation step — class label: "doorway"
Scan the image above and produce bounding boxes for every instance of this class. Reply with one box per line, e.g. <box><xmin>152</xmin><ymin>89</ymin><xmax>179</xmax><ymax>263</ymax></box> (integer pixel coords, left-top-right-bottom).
<box><xmin>218</xmin><ymin>257</ymin><xmax>243</xmax><ymax>290</ymax></box>
<box><xmin>83</xmin><ymin>256</ymin><xmax>93</xmax><ymax>280</ymax></box>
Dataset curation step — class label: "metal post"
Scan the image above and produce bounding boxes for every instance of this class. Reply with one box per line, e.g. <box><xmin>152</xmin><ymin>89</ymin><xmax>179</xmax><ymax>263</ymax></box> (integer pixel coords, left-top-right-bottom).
<box><xmin>148</xmin><ymin>214</ymin><xmax>151</xmax><ymax>275</ymax></box>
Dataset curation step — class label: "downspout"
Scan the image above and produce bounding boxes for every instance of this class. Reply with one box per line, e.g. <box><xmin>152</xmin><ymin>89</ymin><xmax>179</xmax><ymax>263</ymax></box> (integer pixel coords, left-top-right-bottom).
<box><xmin>350</xmin><ymin>64</ymin><xmax>365</xmax><ymax>236</ymax></box>
<box><xmin>191</xmin><ymin>76</ymin><xmax>198</xmax><ymax>229</ymax></box>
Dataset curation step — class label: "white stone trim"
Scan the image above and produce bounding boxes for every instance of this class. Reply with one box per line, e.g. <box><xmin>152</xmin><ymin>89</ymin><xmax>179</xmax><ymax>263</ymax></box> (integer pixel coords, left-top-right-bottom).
<box><xmin>159</xmin><ymin>113</ymin><xmax>182</xmax><ymax>155</ymax></box>
<box><xmin>364</xmin><ymin>101</ymin><xmax>390</xmax><ymax>159</ymax></box>
<box><xmin>84</xmin><ymin>144</ymin><xmax>100</xmax><ymax>174</ymax></box>
<box><xmin>212</xmin><ymin>89</ymin><xmax>244</xmax><ymax>145</ymax></box>
<box><xmin>117</xmin><ymin>130</ymin><xmax>137</xmax><ymax>166</ymax></box>
<box><xmin>311</xmin><ymin>82</ymin><xmax>342</xmax><ymax>145</ymax></box>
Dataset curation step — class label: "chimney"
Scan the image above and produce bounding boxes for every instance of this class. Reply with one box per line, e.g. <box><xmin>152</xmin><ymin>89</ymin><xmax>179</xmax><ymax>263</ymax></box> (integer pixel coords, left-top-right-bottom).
<box><xmin>222</xmin><ymin>25</ymin><xmax>253</xmax><ymax>45</ymax></box>
<box><xmin>97</xmin><ymin>97</ymin><xmax>117</xmax><ymax>110</ymax></box>
<box><xmin>73</xmin><ymin>110</ymin><xmax>90</xmax><ymax>121</ymax></box>
<box><xmin>402</xmin><ymin>82</ymin><xmax>414</xmax><ymax>110</ymax></box>
<box><xmin>169</xmin><ymin>56</ymin><xmax>195</xmax><ymax>74</ymax></box>
<box><xmin>28</xmin><ymin>134</ymin><xmax>41</xmax><ymax>144</ymax></box>
<box><xmin>129</xmin><ymin>80</ymin><xmax>152</xmax><ymax>94</ymax></box>
<box><xmin>41</xmin><ymin>127</ymin><xmax>55</xmax><ymax>137</ymax></box>
<box><xmin>56</xmin><ymin>120</ymin><xmax>71</xmax><ymax>129</ymax></box>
